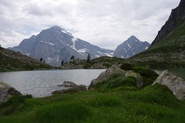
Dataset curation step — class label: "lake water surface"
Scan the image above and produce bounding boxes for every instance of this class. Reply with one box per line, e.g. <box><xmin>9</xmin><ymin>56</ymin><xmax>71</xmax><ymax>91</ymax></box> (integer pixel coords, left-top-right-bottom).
<box><xmin>155</xmin><ymin>68</ymin><xmax>185</xmax><ymax>79</ymax></box>
<box><xmin>0</xmin><ymin>69</ymin><xmax>105</xmax><ymax>97</ymax></box>
<box><xmin>0</xmin><ymin>68</ymin><xmax>184</xmax><ymax>98</ymax></box>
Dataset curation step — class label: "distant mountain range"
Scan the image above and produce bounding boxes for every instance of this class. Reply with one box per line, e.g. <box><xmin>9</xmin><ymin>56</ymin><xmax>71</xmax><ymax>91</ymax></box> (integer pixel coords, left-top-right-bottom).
<box><xmin>10</xmin><ymin>26</ymin><xmax>150</xmax><ymax>66</ymax></box>
<box><xmin>10</xmin><ymin>26</ymin><xmax>113</xmax><ymax>66</ymax></box>
<box><xmin>131</xmin><ymin>0</ymin><xmax>185</xmax><ymax>67</ymax></box>
<box><xmin>113</xmin><ymin>36</ymin><xmax>150</xmax><ymax>58</ymax></box>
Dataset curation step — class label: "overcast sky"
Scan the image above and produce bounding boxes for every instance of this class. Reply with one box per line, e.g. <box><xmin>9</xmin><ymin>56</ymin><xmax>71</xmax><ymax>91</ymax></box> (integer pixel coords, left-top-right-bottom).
<box><xmin>0</xmin><ymin>0</ymin><xmax>180</xmax><ymax>50</ymax></box>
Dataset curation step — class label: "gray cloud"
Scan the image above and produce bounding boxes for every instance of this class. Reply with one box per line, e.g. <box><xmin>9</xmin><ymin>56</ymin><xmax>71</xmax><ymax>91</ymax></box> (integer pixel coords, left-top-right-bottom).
<box><xmin>0</xmin><ymin>0</ymin><xmax>180</xmax><ymax>49</ymax></box>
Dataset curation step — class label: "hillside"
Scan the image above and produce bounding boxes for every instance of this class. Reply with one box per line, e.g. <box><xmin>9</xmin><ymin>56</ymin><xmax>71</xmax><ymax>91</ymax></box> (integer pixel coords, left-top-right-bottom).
<box><xmin>60</xmin><ymin>56</ymin><xmax>125</xmax><ymax>69</ymax></box>
<box><xmin>0</xmin><ymin>47</ymin><xmax>51</xmax><ymax>72</ymax></box>
<box><xmin>130</xmin><ymin>0</ymin><xmax>185</xmax><ymax>68</ymax></box>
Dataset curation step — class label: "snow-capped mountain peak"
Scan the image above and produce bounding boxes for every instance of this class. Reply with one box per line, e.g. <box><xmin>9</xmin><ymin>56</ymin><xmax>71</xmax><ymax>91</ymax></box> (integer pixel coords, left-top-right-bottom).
<box><xmin>113</xmin><ymin>35</ymin><xmax>150</xmax><ymax>58</ymax></box>
<box><xmin>10</xmin><ymin>26</ymin><xmax>114</xmax><ymax>66</ymax></box>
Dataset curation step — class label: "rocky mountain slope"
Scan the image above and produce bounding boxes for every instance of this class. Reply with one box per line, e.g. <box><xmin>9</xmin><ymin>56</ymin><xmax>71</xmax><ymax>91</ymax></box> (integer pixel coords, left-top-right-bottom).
<box><xmin>0</xmin><ymin>47</ymin><xmax>51</xmax><ymax>72</ymax></box>
<box><xmin>130</xmin><ymin>0</ymin><xmax>185</xmax><ymax>67</ymax></box>
<box><xmin>10</xmin><ymin>26</ymin><xmax>113</xmax><ymax>66</ymax></box>
<box><xmin>113</xmin><ymin>36</ymin><xmax>150</xmax><ymax>58</ymax></box>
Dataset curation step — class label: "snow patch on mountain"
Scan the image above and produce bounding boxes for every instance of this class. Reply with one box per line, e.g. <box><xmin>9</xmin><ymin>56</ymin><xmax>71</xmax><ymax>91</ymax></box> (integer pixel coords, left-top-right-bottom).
<box><xmin>78</xmin><ymin>48</ymin><xmax>88</xmax><ymax>53</ymax></box>
<box><xmin>40</xmin><ymin>41</ymin><xmax>54</xmax><ymax>46</ymax></box>
<box><xmin>127</xmin><ymin>42</ymin><xmax>131</xmax><ymax>49</ymax></box>
<box><xmin>72</xmin><ymin>37</ymin><xmax>78</xmax><ymax>50</ymax></box>
<box><xmin>60</xmin><ymin>28</ymin><xmax>72</xmax><ymax>36</ymax></box>
<box><xmin>97</xmin><ymin>51</ymin><xmax>113</xmax><ymax>57</ymax></box>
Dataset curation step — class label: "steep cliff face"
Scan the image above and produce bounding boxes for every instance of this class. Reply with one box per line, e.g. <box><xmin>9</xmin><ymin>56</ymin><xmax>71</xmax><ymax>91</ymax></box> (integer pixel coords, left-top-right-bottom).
<box><xmin>130</xmin><ymin>0</ymin><xmax>185</xmax><ymax>67</ymax></box>
<box><xmin>152</xmin><ymin>0</ymin><xmax>185</xmax><ymax>46</ymax></box>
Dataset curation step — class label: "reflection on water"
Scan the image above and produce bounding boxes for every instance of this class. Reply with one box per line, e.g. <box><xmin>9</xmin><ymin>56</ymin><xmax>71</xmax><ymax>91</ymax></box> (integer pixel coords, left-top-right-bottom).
<box><xmin>155</xmin><ymin>68</ymin><xmax>185</xmax><ymax>79</ymax></box>
<box><xmin>0</xmin><ymin>69</ymin><xmax>105</xmax><ymax>97</ymax></box>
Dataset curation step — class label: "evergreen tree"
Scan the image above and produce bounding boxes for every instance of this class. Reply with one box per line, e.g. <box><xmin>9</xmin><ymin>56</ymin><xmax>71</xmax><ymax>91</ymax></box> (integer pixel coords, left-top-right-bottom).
<box><xmin>71</xmin><ymin>55</ymin><xmax>75</xmax><ymax>60</ymax></box>
<box><xmin>40</xmin><ymin>57</ymin><xmax>43</xmax><ymax>62</ymax></box>
<box><xmin>61</xmin><ymin>60</ymin><xmax>64</xmax><ymax>66</ymax></box>
<box><xmin>87</xmin><ymin>53</ymin><xmax>91</xmax><ymax>63</ymax></box>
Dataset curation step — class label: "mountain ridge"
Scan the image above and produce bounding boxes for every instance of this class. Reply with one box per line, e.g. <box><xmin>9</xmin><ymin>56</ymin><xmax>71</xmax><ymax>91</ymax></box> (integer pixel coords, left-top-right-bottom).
<box><xmin>113</xmin><ymin>35</ymin><xmax>150</xmax><ymax>58</ymax></box>
<box><xmin>10</xmin><ymin>26</ymin><xmax>114</xmax><ymax>66</ymax></box>
<box><xmin>130</xmin><ymin>0</ymin><xmax>185</xmax><ymax>68</ymax></box>
<box><xmin>152</xmin><ymin>0</ymin><xmax>185</xmax><ymax>46</ymax></box>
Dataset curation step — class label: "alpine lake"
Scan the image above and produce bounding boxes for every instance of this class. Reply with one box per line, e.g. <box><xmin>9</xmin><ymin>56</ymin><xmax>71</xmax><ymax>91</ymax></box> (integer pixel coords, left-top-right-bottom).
<box><xmin>0</xmin><ymin>69</ymin><xmax>105</xmax><ymax>97</ymax></box>
<box><xmin>0</xmin><ymin>68</ymin><xmax>184</xmax><ymax>98</ymax></box>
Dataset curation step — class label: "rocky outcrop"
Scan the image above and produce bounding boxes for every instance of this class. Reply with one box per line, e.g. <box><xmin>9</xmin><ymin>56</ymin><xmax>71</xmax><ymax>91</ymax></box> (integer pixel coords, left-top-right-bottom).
<box><xmin>58</xmin><ymin>81</ymin><xmax>78</xmax><ymax>87</ymax></box>
<box><xmin>0</xmin><ymin>82</ymin><xmax>22</xmax><ymax>103</ymax></box>
<box><xmin>153</xmin><ymin>70</ymin><xmax>185</xmax><ymax>100</ymax></box>
<box><xmin>88</xmin><ymin>65</ymin><xmax>125</xmax><ymax>89</ymax></box>
<box><xmin>52</xmin><ymin>85</ymin><xmax>86</xmax><ymax>94</ymax></box>
<box><xmin>88</xmin><ymin>65</ymin><xmax>144</xmax><ymax>89</ymax></box>
<box><xmin>53</xmin><ymin>81</ymin><xmax>87</xmax><ymax>94</ymax></box>
<box><xmin>125</xmin><ymin>70</ymin><xmax>143</xmax><ymax>89</ymax></box>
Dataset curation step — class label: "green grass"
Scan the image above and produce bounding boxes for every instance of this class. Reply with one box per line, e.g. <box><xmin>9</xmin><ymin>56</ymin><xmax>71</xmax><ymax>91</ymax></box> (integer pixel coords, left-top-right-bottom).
<box><xmin>0</xmin><ymin>48</ymin><xmax>51</xmax><ymax>72</ymax></box>
<box><xmin>0</xmin><ymin>85</ymin><xmax>185</xmax><ymax>123</ymax></box>
<box><xmin>150</xmin><ymin>23</ymin><xmax>185</xmax><ymax>50</ymax></box>
<box><xmin>130</xmin><ymin>23</ymin><xmax>185</xmax><ymax>68</ymax></box>
<box><xmin>0</xmin><ymin>66</ymin><xmax>185</xmax><ymax>123</ymax></box>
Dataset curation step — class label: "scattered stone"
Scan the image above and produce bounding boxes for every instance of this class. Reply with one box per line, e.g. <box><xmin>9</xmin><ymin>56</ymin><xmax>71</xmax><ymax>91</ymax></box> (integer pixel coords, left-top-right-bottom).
<box><xmin>0</xmin><ymin>82</ymin><xmax>22</xmax><ymax>103</ymax></box>
<box><xmin>58</xmin><ymin>81</ymin><xmax>78</xmax><ymax>87</ymax></box>
<box><xmin>153</xmin><ymin>70</ymin><xmax>185</xmax><ymax>100</ymax></box>
<box><xmin>88</xmin><ymin>65</ymin><xmax>125</xmax><ymax>89</ymax></box>
<box><xmin>125</xmin><ymin>70</ymin><xmax>143</xmax><ymax>89</ymax></box>
<box><xmin>52</xmin><ymin>85</ymin><xmax>87</xmax><ymax>94</ymax></box>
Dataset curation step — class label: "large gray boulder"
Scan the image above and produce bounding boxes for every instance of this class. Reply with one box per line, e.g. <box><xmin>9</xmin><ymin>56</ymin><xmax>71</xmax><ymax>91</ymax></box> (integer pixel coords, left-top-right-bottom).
<box><xmin>125</xmin><ymin>70</ymin><xmax>143</xmax><ymax>89</ymax></box>
<box><xmin>153</xmin><ymin>70</ymin><xmax>185</xmax><ymax>100</ymax></box>
<box><xmin>88</xmin><ymin>65</ymin><xmax>125</xmax><ymax>89</ymax></box>
<box><xmin>88</xmin><ymin>65</ymin><xmax>145</xmax><ymax>89</ymax></box>
<box><xmin>0</xmin><ymin>82</ymin><xmax>22</xmax><ymax>103</ymax></box>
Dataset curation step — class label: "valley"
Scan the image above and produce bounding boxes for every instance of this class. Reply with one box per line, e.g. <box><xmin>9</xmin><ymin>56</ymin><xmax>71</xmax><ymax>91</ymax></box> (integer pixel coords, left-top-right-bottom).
<box><xmin>0</xmin><ymin>0</ymin><xmax>185</xmax><ymax>123</ymax></box>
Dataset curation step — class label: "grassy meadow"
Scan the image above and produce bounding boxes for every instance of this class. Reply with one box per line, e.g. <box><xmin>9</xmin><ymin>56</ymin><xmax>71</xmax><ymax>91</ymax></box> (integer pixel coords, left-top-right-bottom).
<box><xmin>0</xmin><ymin>65</ymin><xmax>185</xmax><ymax>123</ymax></box>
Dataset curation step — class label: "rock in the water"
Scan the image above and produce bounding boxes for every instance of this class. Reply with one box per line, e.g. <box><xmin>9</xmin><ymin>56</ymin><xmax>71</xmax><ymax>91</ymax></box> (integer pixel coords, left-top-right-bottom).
<box><xmin>153</xmin><ymin>70</ymin><xmax>185</xmax><ymax>100</ymax></box>
<box><xmin>88</xmin><ymin>65</ymin><xmax>125</xmax><ymax>89</ymax></box>
<box><xmin>58</xmin><ymin>81</ymin><xmax>78</xmax><ymax>87</ymax></box>
<box><xmin>125</xmin><ymin>70</ymin><xmax>143</xmax><ymax>89</ymax></box>
<box><xmin>0</xmin><ymin>82</ymin><xmax>22</xmax><ymax>103</ymax></box>
<box><xmin>52</xmin><ymin>85</ymin><xmax>87</xmax><ymax>94</ymax></box>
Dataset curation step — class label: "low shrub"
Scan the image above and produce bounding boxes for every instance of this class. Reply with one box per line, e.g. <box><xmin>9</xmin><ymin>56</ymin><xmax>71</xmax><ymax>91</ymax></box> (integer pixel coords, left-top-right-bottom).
<box><xmin>120</xmin><ymin>63</ymin><xmax>158</xmax><ymax>86</ymax></box>
<box><xmin>95</xmin><ymin>73</ymin><xmax>136</xmax><ymax>91</ymax></box>
<box><xmin>132</xmin><ymin>66</ymin><xmax>158</xmax><ymax>80</ymax></box>
<box><xmin>120</xmin><ymin>63</ymin><xmax>134</xmax><ymax>70</ymax></box>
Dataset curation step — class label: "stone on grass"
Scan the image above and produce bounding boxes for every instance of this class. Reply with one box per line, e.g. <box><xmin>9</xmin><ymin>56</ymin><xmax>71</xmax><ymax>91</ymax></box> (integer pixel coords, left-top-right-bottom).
<box><xmin>89</xmin><ymin>65</ymin><xmax>125</xmax><ymax>89</ymax></box>
<box><xmin>0</xmin><ymin>82</ymin><xmax>21</xmax><ymax>103</ymax></box>
<box><xmin>153</xmin><ymin>70</ymin><xmax>185</xmax><ymax>100</ymax></box>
